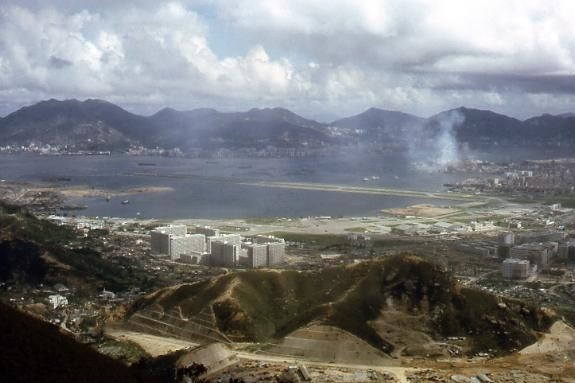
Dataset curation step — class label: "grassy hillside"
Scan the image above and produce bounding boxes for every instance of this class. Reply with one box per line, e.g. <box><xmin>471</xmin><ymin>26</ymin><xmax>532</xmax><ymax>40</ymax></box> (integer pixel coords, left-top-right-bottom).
<box><xmin>130</xmin><ymin>255</ymin><xmax>554</xmax><ymax>355</ymax></box>
<box><xmin>0</xmin><ymin>203</ymin><xmax>151</xmax><ymax>293</ymax></box>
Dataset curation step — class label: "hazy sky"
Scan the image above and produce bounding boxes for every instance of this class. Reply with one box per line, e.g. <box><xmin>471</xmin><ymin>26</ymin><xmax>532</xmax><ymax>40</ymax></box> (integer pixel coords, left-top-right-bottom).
<box><xmin>1</xmin><ymin>0</ymin><xmax>575</xmax><ymax>120</ymax></box>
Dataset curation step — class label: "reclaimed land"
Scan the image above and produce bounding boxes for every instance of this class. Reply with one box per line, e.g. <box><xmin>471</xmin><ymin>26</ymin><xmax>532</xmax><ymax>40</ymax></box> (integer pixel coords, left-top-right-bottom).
<box><xmin>128</xmin><ymin>172</ymin><xmax>482</xmax><ymax>202</ymax></box>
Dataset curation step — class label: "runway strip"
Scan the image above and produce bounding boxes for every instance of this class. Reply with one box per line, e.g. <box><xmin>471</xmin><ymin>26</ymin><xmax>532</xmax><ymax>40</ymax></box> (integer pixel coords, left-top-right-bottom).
<box><xmin>128</xmin><ymin>172</ymin><xmax>481</xmax><ymax>202</ymax></box>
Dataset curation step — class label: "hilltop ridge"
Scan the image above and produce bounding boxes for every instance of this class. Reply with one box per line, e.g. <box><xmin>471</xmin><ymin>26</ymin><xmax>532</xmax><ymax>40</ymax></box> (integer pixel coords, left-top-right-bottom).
<box><xmin>126</xmin><ymin>255</ymin><xmax>553</xmax><ymax>357</ymax></box>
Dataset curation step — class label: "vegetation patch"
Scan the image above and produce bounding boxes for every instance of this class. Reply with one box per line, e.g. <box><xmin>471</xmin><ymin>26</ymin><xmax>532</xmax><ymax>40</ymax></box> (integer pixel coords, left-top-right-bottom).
<box><xmin>130</xmin><ymin>255</ymin><xmax>554</xmax><ymax>356</ymax></box>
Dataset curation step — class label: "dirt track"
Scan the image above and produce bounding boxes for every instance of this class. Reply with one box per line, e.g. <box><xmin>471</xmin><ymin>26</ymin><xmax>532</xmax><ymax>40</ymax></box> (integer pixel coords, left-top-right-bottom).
<box><xmin>105</xmin><ymin>329</ymin><xmax>198</xmax><ymax>356</ymax></box>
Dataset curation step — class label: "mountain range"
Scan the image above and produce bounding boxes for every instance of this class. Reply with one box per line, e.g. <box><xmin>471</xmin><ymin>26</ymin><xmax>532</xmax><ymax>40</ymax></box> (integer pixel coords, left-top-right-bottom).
<box><xmin>0</xmin><ymin>98</ymin><xmax>574</xmax><ymax>152</ymax></box>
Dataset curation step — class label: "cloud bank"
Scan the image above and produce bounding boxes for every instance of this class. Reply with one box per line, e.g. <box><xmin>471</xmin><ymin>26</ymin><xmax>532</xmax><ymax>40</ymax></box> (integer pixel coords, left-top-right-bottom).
<box><xmin>1</xmin><ymin>0</ymin><xmax>575</xmax><ymax>119</ymax></box>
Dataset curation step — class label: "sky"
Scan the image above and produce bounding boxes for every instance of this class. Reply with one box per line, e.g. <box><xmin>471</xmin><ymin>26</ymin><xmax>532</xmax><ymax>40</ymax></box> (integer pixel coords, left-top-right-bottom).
<box><xmin>1</xmin><ymin>0</ymin><xmax>575</xmax><ymax>121</ymax></box>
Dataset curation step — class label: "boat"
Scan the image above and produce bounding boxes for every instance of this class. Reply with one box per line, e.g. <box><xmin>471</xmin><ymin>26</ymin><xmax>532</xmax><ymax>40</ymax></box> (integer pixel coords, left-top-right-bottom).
<box><xmin>105</xmin><ymin>193</ymin><xmax>111</xmax><ymax>202</ymax></box>
<box><xmin>121</xmin><ymin>200</ymin><xmax>130</xmax><ymax>205</ymax></box>
<box><xmin>137</xmin><ymin>162</ymin><xmax>157</xmax><ymax>166</ymax></box>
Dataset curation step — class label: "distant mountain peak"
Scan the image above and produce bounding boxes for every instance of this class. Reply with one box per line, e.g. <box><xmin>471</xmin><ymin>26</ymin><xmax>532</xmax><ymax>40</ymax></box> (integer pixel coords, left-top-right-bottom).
<box><xmin>153</xmin><ymin>106</ymin><xmax>178</xmax><ymax>115</ymax></box>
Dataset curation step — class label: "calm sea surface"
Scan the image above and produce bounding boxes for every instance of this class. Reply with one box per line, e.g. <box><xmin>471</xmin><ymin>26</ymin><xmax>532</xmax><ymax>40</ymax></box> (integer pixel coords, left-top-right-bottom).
<box><xmin>0</xmin><ymin>148</ymin><xmax>566</xmax><ymax>219</ymax></box>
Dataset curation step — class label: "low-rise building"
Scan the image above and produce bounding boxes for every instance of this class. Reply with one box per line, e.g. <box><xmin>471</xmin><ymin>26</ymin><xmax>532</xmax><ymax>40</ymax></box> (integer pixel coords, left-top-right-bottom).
<box><xmin>392</xmin><ymin>223</ymin><xmax>430</xmax><ymax>236</ymax></box>
<box><xmin>48</xmin><ymin>294</ymin><xmax>68</xmax><ymax>309</ymax></box>
<box><xmin>194</xmin><ymin>225</ymin><xmax>220</xmax><ymax>237</ymax></box>
<box><xmin>455</xmin><ymin>241</ymin><xmax>498</xmax><ymax>257</ymax></box>
<box><xmin>470</xmin><ymin>221</ymin><xmax>496</xmax><ymax>232</ymax></box>
<box><xmin>431</xmin><ymin>221</ymin><xmax>455</xmax><ymax>234</ymax></box>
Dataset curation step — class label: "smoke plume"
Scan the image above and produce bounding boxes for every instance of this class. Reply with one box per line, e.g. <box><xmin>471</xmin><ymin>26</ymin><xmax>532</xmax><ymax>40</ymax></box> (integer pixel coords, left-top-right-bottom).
<box><xmin>408</xmin><ymin>109</ymin><xmax>466</xmax><ymax>172</ymax></box>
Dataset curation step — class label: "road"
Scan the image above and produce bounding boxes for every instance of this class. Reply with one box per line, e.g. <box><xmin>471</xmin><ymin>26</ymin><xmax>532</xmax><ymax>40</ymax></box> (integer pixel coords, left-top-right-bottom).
<box><xmin>463</xmin><ymin>270</ymin><xmax>499</xmax><ymax>286</ymax></box>
<box><xmin>237</xmin><ymin>351</ymin><xmax>415</xmax><ymax>383</ymax></box>
<box><xmin>105</xmin><ymin>329</ymin><xmax>416</xmax><ymax>382</ymax></box>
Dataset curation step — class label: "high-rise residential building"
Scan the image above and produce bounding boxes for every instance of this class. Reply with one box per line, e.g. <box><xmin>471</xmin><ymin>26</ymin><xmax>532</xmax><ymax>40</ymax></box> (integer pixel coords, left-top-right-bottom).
<box><xmin>207</xmin><ymin>234</ymin><xmax>241</xmax><ymax>253</ymax></box>
<box><xmin>267</xmin><ymin>241</ymin><xmax>286</xmax><ymax>266</ymax></box>
<box><xmin>517</xmin><ymin>230</ymin><xmax>565</xmax><ymax>244</ymax></box>
<box><xmin>150</xmin><ymin>225</ymin><xmax>188</xmax><ymax>256</ymax></box>
<box><xmin>150</xmin><ymin>225</ymin><xmax>208</xmax><ymax>260</ymax></box>
<box><xmin>501</xmin><ymin>258</ymin><xmax>530</xmax><ymax>279</ymax></box>
<box><xmin>211</xmin><ymin>240</ymin><xmax>240</xmax><ymax>268</ymax></box>
<box><xmin>150</xmin><ymin>231</ymin><xmax>171</xmax><ymax>255</ymax></box>
<box><xmin>246</xmin><ymin>244</ymin><xmax>268</xmax><ymax>268</ymax></box>
<box><xmin>186</xmin><ymin>234</ymin><xmax>207</xmax><ymax>254</ymax></box>
<box><xmin>509</xmin><ymin>243</ymin><xmax>555</xmax><ymax>267</ymax></box>
<box><xmin>244</xmin><ymin>235</ymin><xmax>286</xmax><ymax>267</ymax></box>
<box><xmin>168</xmin><ymin>234</ymin><xmax>207</xmax><ymax>260</ymax></box>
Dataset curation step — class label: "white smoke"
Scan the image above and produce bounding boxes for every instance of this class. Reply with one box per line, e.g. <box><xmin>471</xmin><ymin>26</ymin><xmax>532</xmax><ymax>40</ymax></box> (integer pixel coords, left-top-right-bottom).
<box><xmin>407</xmin><ymin>109</ymin><xmax>466</xmax><ymax>173</ymax></box>
<box><xmin>435</xmin><ymin>110</ymin><xmax>464</xmax><ymax>166</ymax></box>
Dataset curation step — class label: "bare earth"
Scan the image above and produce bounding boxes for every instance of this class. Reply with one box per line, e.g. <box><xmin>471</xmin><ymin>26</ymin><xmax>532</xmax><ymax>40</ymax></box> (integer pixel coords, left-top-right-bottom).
<box><xmin>520</xmin><ymin>321</ymin><xmax>575</xmax><ymax>354</ymax></box>
<box><xmin>105</xmin><ymin>329</ymin><xmax>198</xmax><ymax>356</ymax></box>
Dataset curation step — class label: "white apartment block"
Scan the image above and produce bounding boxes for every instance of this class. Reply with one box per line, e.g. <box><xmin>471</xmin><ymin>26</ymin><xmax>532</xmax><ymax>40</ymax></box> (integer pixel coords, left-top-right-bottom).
<box><xmin>267</xmin><ymin>241</ymin><xmax>286</xmax><ymax>266</ymax></box>
<box><xmin>246</xmin><ymin>243</ymin><xmax>268</xmax><ymax>268</ymax></box>
<box><xmin>150</xmin><ymin>225</ymin><xmax>187</xmax><ymax>255</ymax></box>
<box><xmin>168</xmin><ymin>234</ymin><xmax>206</xmax><ymax>260</ymax></box>
<box><xmin>207</xmin><ymin>234</ymin><xmax>241</xmax><ymax>253</ymax></box>
<box><xmin>211</xmin><ymin>240</ymin><xmax>240</xmax><ymax>268</ymax></box>
<box><xmin>150</xmin><ymin>225</ymin><xmax>209</xmax><ymax>260</ymax></box>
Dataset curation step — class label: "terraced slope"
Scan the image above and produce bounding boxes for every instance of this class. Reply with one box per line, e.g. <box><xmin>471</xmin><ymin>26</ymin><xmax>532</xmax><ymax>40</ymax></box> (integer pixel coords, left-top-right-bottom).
<box><xmin>127</xmin><ymin>255</ymin><xmax>554</xmax><ymax>356</ymax></box>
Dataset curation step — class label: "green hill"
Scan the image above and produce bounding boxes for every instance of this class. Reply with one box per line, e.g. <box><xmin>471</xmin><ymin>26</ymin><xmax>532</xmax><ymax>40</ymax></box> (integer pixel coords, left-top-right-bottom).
<box><xmin>0</xmin><ymin>203</ymin><xmax>151</xmax><ymax>293</ymax></box>
<box><xmin>128</xmin><ymin>255</ymin><xmax>553</xmax><ymax>355</ymax></box>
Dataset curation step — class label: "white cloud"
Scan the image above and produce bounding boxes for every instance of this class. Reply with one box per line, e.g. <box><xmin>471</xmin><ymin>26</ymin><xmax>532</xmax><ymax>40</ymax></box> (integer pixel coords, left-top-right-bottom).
<box><xmin>0</xmin><ymin>2</ymin><xmax>304</xmax><ymax>109</ymax></box>
<box><xmin>0</xmin><ymin>0</ymin><xmax>575</xmax><ymax>119</ymax></box>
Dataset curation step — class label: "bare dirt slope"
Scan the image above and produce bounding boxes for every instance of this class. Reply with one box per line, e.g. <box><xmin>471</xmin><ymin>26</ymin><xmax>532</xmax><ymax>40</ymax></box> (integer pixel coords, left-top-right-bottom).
<box><xmin>125</xmin><ymin>255</ymin><xmax>554</xmax><ymax>356</ymax></box>
<box><xmin>106</xmin><ymin>329</ymin><xmax>198</xmax><ymax>357</ymax></box>
<box><xmin>520</xmin><ymin>321</ymin><xmax>575</xmax><ymax>355</ymax></box>
<box><xmin>263</xmin><ymin>323</ymin><xmax>390</xmax><ymax>364</ymax></box>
